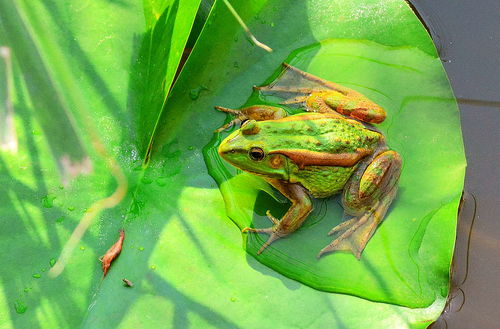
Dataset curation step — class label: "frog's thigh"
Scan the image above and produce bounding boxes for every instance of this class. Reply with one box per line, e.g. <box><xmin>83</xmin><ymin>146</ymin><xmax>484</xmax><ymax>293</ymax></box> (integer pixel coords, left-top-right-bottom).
<box><xmin>342</xmin><ymin>150</ymin><xmax>402</xmax><ymax>213</ymax></box>
<box><xmin>215</xmin><ymin>105</ymin><xmax>287</xmax><ymax>132</ymax></box>
<box><xmin>240</xmin><ymin>105</ymin><xmax>288</xmax><ymax>121</ymax></box>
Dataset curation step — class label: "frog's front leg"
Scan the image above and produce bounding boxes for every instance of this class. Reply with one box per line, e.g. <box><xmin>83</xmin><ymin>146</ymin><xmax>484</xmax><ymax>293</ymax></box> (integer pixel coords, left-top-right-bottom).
<box><xmin>318</xmin><ymin>150</ymin><xmax>402</xmax><ymax>259</ymax></box>
<box><xmin>242</xmin><ymin>179</ymin><xmax>312</xmax><ymax>254</ymax></box>
<box><xmin>214</xmin><ymin>105</ymin><xmax>287</xmax><ymax>132</ymax></box>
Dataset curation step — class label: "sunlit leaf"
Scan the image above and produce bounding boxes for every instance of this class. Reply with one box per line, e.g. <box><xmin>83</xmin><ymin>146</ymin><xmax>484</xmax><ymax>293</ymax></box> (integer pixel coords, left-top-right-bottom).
<box><xmin>0</xmin><ymin>0</ymin><xmax>465</xmax><ymax>328</ymax></box>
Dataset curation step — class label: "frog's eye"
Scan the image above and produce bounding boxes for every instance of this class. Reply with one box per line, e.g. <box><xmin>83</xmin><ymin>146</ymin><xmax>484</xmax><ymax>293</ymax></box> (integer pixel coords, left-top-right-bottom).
<box><xmin>249</xmin><ymin>147</ymin><xmax>265</xmax><ymax>161</ymax></box>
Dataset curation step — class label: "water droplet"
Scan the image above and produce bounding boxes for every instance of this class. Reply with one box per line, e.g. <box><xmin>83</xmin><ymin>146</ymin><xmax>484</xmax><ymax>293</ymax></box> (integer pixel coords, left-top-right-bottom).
<box><xmin>150</xmin><ymin>265</ymin><xmax>157</xmax><ymax>270</ymax></box>
<box><xmin>49</xmin><ymin>258</ymin><xmax>56</xmax><ymax>267</ymax></box>
<box><xmin>138</xmin><ymin>247</ymin><xmax>144</xmax><ymax>251</ymax></box>
<box><xmin>141</xmin><ymin>177</ymin><xmax>153</xmax><ymax>184</ymax></box>
<box><xmin>14</xmin><ymin>300</ymin><xmax>27</xmax><ymax>314</ymax></box>
<box><xmin>32</xmin><ymin>273</ymin><xmax>41</xmax><ymax>279</ymax></box>
<box><xmin>187</xmin><ymin>146</ymin><xmax>194</xmax><ymax>151</ymax></box>
<box><xmin>80</xmin><ymin>246</ymin><xmax>86</xmax><ymax>251</ymax></box>
<box><xmin>55</xmin><ymin>216</ymin><xmax>64</xmax><ymax>223</ymax></box>
<box><xmin>67</xmin><ymin>206</ymin><xmax>75</xmax><ymax>211</ymax></box>
<box><xmin>189</xmin><ymin>85</ymin><xmax>208</xmax><ymax>100</ymax></box>
<box><xmin>156</xmin><ymin>177</ymin><xmax>167</xmax><ymax>187</ymax></box>
<box><xmin>41</xmin><ymin>195</ymin><xmax>56</xmax><ymax>208</ymax></box>
<box><xmin>270</xmin><ymin>22</ymin><xmax>275</xmax><ymax>27</ymax></box>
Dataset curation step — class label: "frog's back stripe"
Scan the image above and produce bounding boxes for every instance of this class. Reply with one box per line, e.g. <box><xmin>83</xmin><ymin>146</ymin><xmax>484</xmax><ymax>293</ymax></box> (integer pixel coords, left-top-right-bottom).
<box><xmin>269</xmin><ymin>148</ymin><xmax>372</xmax><ymax>169</ymax></box>
<box><xmin>273</xmin><ymin>112</ymin><xmax>363</xmax><ymax>126</ymax></box>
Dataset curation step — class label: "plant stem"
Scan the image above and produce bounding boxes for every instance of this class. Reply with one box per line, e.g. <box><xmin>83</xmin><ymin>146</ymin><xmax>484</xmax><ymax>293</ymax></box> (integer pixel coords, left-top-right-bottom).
<box><xmin>222</xmin><ymin>0</ymin><xmax>273</xmax><ymax>53</ymax></box>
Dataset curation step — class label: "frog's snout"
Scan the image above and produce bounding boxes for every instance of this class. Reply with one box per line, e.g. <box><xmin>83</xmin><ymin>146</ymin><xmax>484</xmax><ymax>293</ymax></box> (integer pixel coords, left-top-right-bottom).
<box><xmin>218</xmin><ymin>140</ymin><xmax>231</xmax><ymax>158</ymax></box>
<box><xmin>218</xmin><ymin>138</ymin><xmax>239</xmax><ymax>161</ymax></box>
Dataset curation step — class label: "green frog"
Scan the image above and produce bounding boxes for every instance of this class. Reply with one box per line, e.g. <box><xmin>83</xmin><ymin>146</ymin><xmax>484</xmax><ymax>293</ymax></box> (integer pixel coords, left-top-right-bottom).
<box><xmin>215</xmin><ymin>64</ymin><xmax>402</xmax><ymax>259</ymax></box>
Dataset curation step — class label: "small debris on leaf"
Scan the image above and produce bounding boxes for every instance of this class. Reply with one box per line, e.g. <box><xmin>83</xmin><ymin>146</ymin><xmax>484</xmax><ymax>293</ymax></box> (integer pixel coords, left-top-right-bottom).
<box><xmin>99</xmin><ymin>229</ymin><xmax>125</xmax><ymax>277</ymax></box>
<box><xmin>122</xmin><ymin>278</ymin><xmax>134</xmax><ymax>287</ymax></box>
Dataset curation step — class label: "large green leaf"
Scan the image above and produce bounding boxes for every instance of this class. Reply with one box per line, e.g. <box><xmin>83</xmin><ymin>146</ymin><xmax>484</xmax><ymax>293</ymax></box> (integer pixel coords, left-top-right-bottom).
<box><xmin>0</xmin><ymin>0</ymin><xmax>200</xmax><ymax>327</ymax></box>
<box><xmin>0</xmin><ymin>0</ymin><xmax>465</xmax><ymax>328</ymax></box>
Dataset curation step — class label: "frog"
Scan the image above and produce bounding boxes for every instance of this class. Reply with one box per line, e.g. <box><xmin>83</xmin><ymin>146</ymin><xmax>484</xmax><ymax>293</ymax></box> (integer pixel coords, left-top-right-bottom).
<box><xmin>215</xmin><ymin>63</ymin><xmax>402</xmax><ymax>259</ymax></box>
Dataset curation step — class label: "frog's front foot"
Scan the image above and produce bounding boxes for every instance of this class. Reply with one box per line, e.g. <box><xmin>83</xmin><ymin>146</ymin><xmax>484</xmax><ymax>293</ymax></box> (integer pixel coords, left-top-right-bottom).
<box><xmin>214</xmin><ymin>105</ymin><xmax>287</xmax><ymax>132</ymax></box>
<box><xmin>242</xmin><ymin>210</ymin><xmax>287</xmax><ymax>254</ymax></box>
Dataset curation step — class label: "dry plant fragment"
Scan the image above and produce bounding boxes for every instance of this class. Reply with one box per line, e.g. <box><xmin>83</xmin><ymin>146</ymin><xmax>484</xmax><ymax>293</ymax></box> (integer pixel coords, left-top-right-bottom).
<box><xmin>99</xmin><ymin>229</ymin><xmax>125</xmax><ymax>277</ymax></box>
<box><xmin>122</xmin><ymin>278</ymin><xmax>134</xmax><ymax>287</ymax></box>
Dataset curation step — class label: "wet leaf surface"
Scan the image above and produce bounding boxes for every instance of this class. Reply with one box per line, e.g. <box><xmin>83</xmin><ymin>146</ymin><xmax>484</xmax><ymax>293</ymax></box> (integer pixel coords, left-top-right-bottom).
<box><xmin>0</xmin><ymin>0</ymin><xmax>465</xmax><ymax>328</ymax></box>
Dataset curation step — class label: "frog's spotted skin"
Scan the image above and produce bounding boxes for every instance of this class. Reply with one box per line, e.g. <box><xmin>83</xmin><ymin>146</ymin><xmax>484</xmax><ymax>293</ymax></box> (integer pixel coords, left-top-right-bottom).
<box><xmin>292</xmin><ymin>165</ymin><xmax>357</xmax><ymax>198</ymax></box>
<box><xmin>216</xmin><ymin>64</ymin><xmax>402</xmax><ymax>259</ymax></box>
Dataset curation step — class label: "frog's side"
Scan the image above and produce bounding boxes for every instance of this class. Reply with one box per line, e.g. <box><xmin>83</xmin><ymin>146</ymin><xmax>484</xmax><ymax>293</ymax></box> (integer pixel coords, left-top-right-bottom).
<box><xmin>216</xmin><ymin>64</ymin><xmax>402</xmax><ymax>259</ymax></box>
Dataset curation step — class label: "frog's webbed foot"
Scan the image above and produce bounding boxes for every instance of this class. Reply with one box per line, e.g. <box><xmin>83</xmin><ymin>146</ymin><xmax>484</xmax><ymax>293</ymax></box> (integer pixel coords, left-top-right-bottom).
<box><xmin>214</xmin><ymin>105</ymin><xmax>287</xmax><ymax>132</ymax></box>
<box><xmin>318</xmin><ymin>187</ymin><xmax>397</xmax><ymax>259</ymax></box>
<box><xmin>242</xmin><ymin>210</ymin><xmax>285</xmax><ymax>254</ymax></box>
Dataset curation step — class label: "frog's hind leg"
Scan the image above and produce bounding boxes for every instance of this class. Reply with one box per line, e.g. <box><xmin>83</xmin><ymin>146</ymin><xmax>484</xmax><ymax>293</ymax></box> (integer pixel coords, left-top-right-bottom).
<box><xmin>317</xmin><ymin>187</ymin><xmax>397</xmax><ymax>259</ymax></box>
<box><xmin>254</xmin><ymin>62</ymin><xmax>337</xmax><ymax>108</ymax></box>
<box><xmin>318</xmin><ymin>150</ymin><xmax>402</xmax><ymax>259</ymax></box>
<box><xmin>256</xmin><ymin>63</ymin><xmax>387</xmax><ymax>123</ymax></box>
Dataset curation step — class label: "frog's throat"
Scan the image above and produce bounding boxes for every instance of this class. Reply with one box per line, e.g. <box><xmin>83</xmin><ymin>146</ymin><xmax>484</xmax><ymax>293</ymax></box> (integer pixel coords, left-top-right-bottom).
<box><xmin>269</xmin><ymin>148</ymin><xmax>372</xmax><ymax>169</ymax></box>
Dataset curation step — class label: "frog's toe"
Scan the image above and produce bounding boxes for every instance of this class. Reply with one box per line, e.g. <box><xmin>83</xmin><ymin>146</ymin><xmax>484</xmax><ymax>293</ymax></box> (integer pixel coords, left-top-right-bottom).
<box><xmin>214</xmin><ymin>118</ymin><xmax>240</xmax><ymax>132</ymax></box>
<box><xmin>318</xmin><ymin>212</ymin><xmax>371</xmax><ymax>259</ymax></box>
<box><xmin>265</xmin><ymin>210</ymin><xmax>280</xmax><ymax>225</ymax></box>
<box><xmin>257</xmin><ymin>233</ymin><xmax>282</xmax><ymax>254</ymax></box>
<box><xmin>242</xmin><ymin>226</ymin><xmax>284</xmax><ymax>254</ymax></box>
<box><xmin>242</xmin><ymin>227</ymin><xmax>274</xmax><ymax>234</ymax></box>
<box><xmin>317</xmin><ymin>238</ymin><xmax>362</xmax><ymax>259</ymax></box>
<box><xmin>327</xmin><ymin>217</ymin><xmax>357</xmax><ymax>235</ymax></box>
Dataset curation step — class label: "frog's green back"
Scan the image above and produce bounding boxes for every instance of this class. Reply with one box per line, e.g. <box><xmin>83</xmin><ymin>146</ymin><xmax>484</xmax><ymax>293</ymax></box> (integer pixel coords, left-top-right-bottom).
<box><xmin>255</xmin><ymin>113</ymin><xmax>381</xmax><ymax>155</ymax></box>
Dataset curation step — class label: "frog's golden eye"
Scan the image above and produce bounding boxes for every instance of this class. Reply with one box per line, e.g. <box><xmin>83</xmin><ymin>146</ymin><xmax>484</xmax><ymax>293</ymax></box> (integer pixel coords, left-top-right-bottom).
<box><xmin>249</xmin><ymin>147</ymin><xmax>265</xmax><ymax>161</ymax></box>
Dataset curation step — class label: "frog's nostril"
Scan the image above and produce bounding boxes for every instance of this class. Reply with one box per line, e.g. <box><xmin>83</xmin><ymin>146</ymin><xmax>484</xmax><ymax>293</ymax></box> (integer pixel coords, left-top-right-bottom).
<box><xmin>218</xmin><ymin>143</ymin><xmax>237</xmax><ymax>157</ymax></box>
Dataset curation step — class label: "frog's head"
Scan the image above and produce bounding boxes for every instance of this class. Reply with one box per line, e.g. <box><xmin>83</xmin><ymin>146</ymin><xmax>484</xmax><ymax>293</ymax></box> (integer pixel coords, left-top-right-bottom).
<box><xmin>218</xmin><ymin>120</ymin><xmax>289</xmax><ymax>180</ymax></box>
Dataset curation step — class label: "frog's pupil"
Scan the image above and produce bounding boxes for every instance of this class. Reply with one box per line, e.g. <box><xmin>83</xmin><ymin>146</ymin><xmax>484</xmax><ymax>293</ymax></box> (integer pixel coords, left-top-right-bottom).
<box><xmin>249</xmin><ymin>147</ymin><xmax>264</xmax><ymax>161</ymax></box>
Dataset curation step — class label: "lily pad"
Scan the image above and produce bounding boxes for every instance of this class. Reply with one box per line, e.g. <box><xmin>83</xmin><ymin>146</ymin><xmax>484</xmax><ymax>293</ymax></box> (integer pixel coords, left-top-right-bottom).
<box><xmin>206</xmin><ymin>39</ymin><xmax>465</xmax><ymax>307</ymax></box>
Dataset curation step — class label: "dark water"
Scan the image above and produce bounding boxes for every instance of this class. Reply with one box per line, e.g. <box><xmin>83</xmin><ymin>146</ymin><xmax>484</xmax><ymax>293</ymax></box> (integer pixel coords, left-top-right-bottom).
<box><xmin>407</xmin><ymin>1</ymin><xmax>500</xmax><ymax>328</ymax></box>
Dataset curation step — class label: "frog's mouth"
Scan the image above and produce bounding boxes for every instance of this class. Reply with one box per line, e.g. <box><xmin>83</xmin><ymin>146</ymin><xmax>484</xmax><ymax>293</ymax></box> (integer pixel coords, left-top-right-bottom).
<box><xmin>217</xmin><ymin>143</ymin><xmax>244</xmax><ymax>166</ymax></box>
